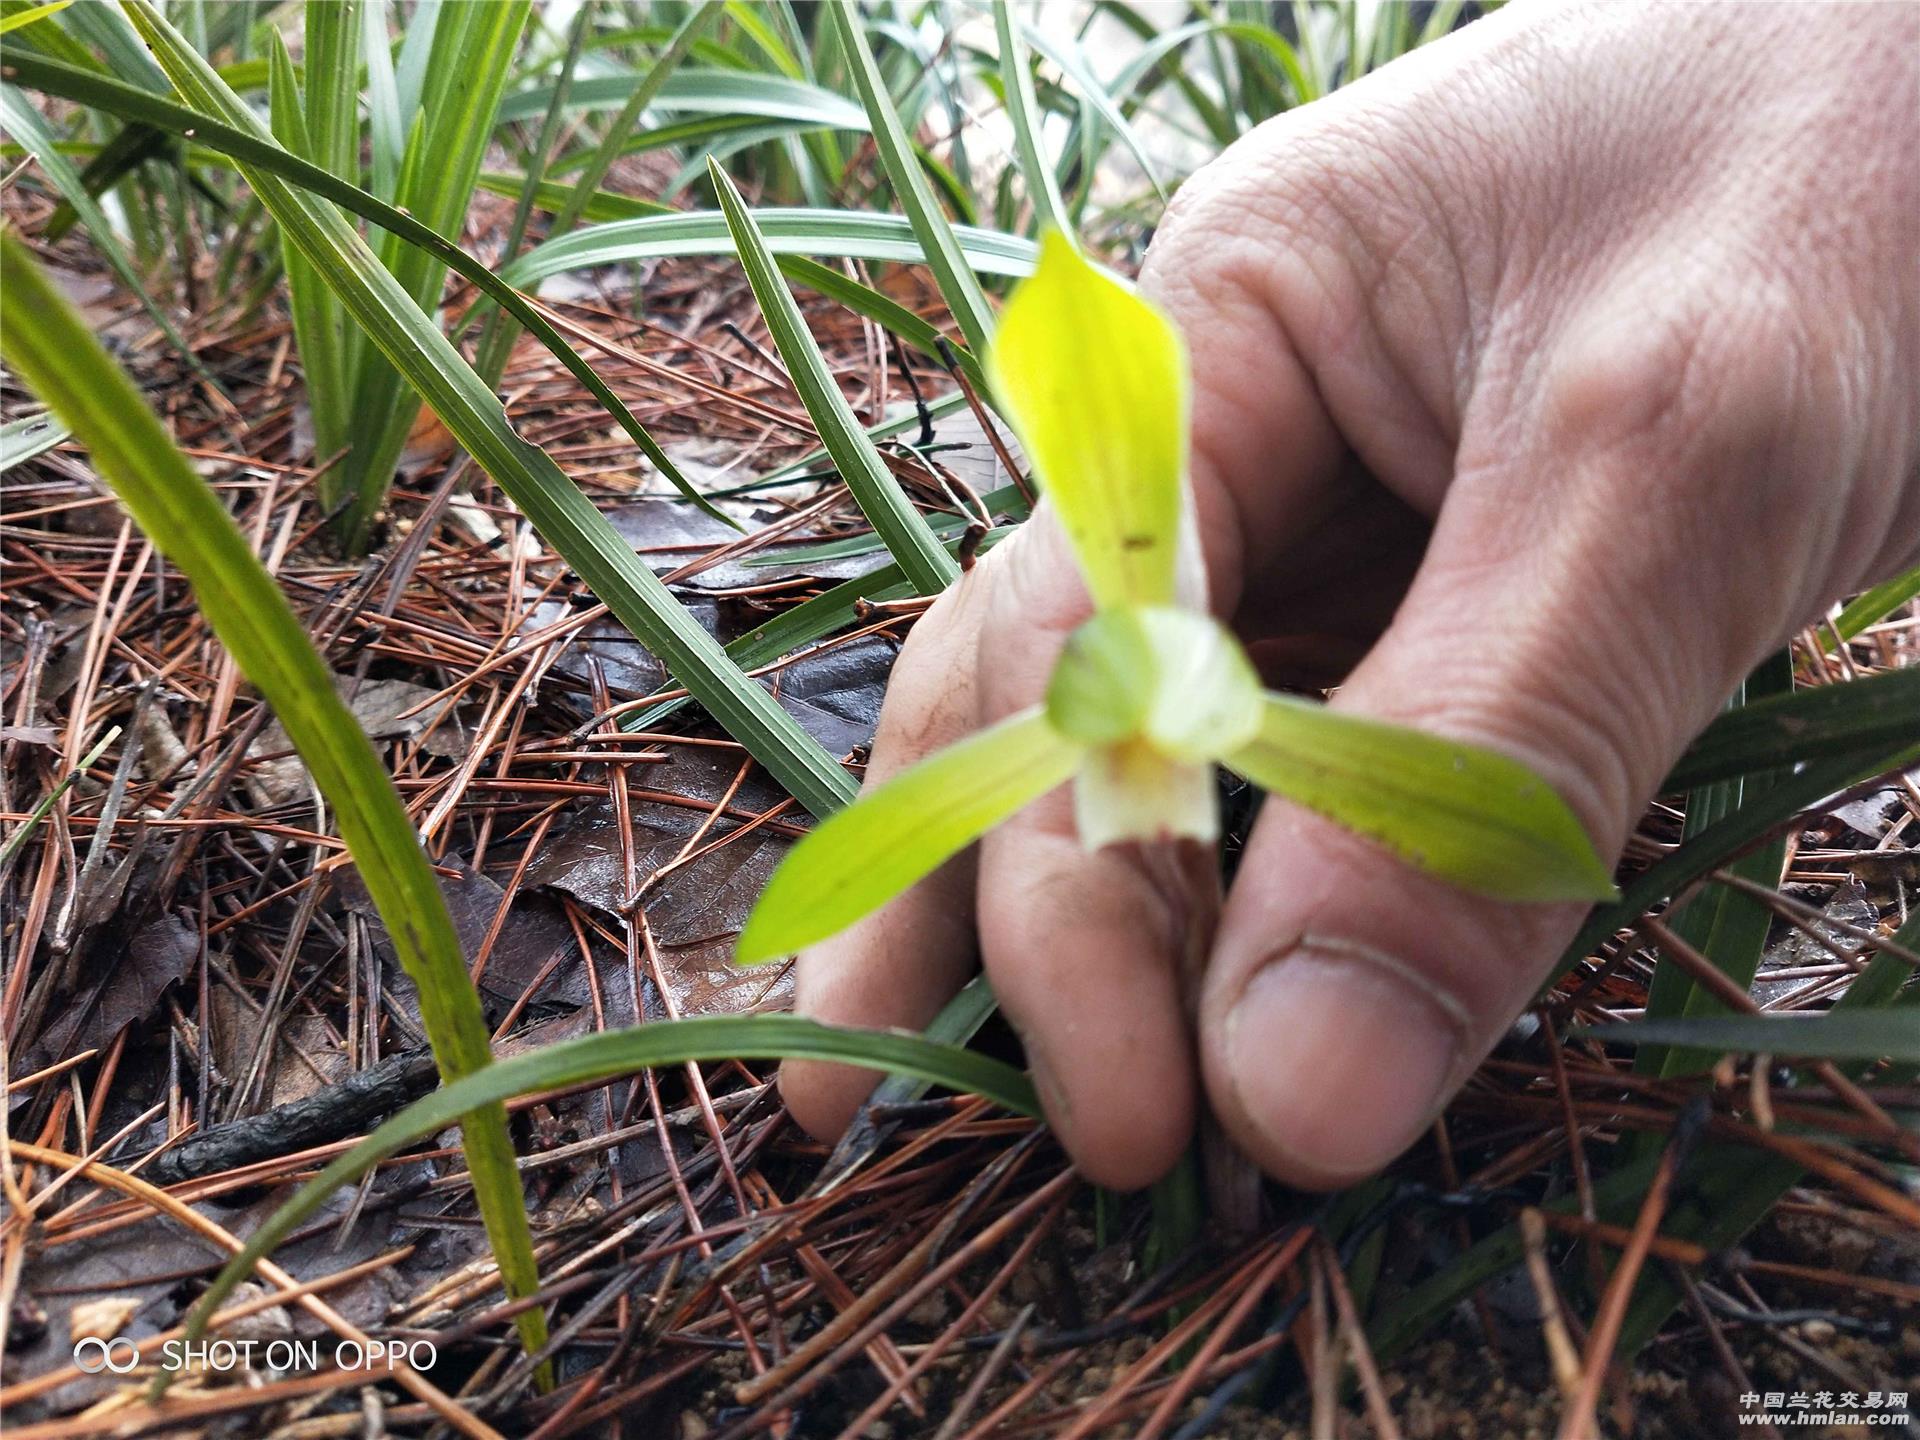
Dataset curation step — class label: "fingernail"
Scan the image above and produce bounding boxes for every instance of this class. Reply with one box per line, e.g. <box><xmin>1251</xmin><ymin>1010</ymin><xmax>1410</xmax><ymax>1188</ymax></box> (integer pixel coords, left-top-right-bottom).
<box><xmin>1224</xmin><ymin>943</ymin><xmax>1460</xmax><ymax>1182</ymax></box>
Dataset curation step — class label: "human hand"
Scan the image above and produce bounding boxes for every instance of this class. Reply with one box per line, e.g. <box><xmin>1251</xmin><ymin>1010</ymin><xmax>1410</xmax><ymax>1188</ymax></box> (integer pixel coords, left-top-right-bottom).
<box><xmin>781</xmin><ymin>0</ymin><xmax>1920</xmax><ymax>1189</ymax></box>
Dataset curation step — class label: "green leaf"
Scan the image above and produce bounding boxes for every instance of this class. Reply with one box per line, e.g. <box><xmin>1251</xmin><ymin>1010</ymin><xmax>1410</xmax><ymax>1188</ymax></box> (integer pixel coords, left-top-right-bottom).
<box><xmin>0</xmin><ymin>86</ymin><xmax>202</xmax><ymax>371</ymax></box>
<box><xmin>1564</xmin><ymin>737</ymin><xmax>1920</xmax><ymax>967</ymax></box>
<box><xmin>547</xmin><ymin>3</ymin><xmax>720</xmax><ymax>238</ymax></box>
<box><xmin>1639</xmin><ymin>654</ymin><xmax>1792</xmax><ymax>1079</ymax></box>
<box><xmin>0</xmin><ymin>410</ymin><xmax>69</xmax><ymax>473</ymax></box>
<box><xmin>177</xmin><ymin>1014</ymin><xmax>1038</xmax><ymax>1384</ymax></box>
<box><xmin>0</xmin><ymin>723</ymin><xmax>115</xmax><ymax>872</ymax></box>
<box><xmin>361</xmin><ymin>0</ymin><xmax>403</xmax><ymax>200</ymax></box>
<box><xmin>1664</xmin><ymin>665</ymin><xmax>1920</xmax><ymax>789</ymax></box>
<box><xmin>497</xmin><ymin>67</ymin><xmax>866</xmax><ymax>128</ymax></box>
<box><xmin>1016</xmin><ymin>15</ymin><xmax>1170</xmax><ymax>202</ymax></box>
<box><xmin>336</xmin><ymin>0</ymin><xmax>530</xmax><ymax>546</ymax></box>
<box><xmin>116</xmin><ymin>1</ymin><xmax>853</xmax><ymax>820</ymax></box>
<box><xmin>1827</xmin><ymin>564</ymin><xmax>1920</xmax><ymax>649</ymax></box>
<box><xmin>987</xmin><ymin>230</ymin><xmax>1187</xmax><ymax>610</ymax></box>
<box><xmin>477</xmin><ymin>167</ymin><xmax>676</xmax><ymax>221</ymax></box>
<box><xmin>1589</xmin><ymin>1011</ymin><xmax>1920</xmax><ymax>1064</ymax></box>
<box><xmin>737</xmin><ymin>708</ymin><xmax>1084</xmax><ymax>963</ymax></box>
<box><xmin>0</xmin><ymin>0</ymin><xmax>73</xmax><ymax>37</ymax></box>
<box><xmin>776</xmin><ymin>253</ymin><xmax>989</xmax><ymax>393</ymax></box>
<box><xmin>0</xmin><ymin>228</ymin><xmax>548</xmax><ymax>1384</ymax></box>
<box><xmin>470</xmin><ymin>2</ymin><xmax>591</xmax><ymax>387</ymax></box>
<box><xmin>6</xmin><ymin>49</ymin><xmax>732</xmax><ymax>528</ymax></box>
<box><xmin>266</xmin><ymin>31</ymin><xmax>349</xmax><ymax>470</ymax></box>
<box><xmin>993</xmin><ymin>1</ymin><xmax>1070</xmax><ymax>237</ymax></box>
<box><xmin>824</xmin><ymin>1</ymin><xmax>998</xmax><ymax>357</ymax></box>
<box><xmin>498</xmin><ymin>206</ymin><xmax>1039</xmax><ymax>289</ymax></box>
<box><xmin>1227</xmin><ymin>695</ymin><xmax>1619</xmax><ymax>902</ymax></box>
<box><xmin>710</xmin><ymin>161</ymin><xmax>958</xmax><ymax>596</ymax></box>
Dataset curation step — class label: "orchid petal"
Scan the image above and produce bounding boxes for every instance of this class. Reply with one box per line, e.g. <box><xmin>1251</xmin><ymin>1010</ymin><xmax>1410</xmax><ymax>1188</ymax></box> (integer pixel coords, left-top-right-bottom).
<box><xmin>1226</xmin><ymin>696</ymin><xmax>1619</xmax><ymax>902</ymax></box>
<box><xmin>987</xmin><ymin>231</ymin><xmax>1187</xmax><ymax>610</ymax></box>
<box><xmin>736</xmin><ymin>708</ymin><xmax>1084</xmax><ymax>962</ymax></box>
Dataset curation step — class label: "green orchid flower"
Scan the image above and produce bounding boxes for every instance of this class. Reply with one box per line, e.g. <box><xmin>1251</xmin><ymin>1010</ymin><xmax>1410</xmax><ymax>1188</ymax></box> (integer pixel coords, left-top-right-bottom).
<box><xmin>735</xmin><ymin>233</ymin><xmax>1615</xmax><ymax>965</ymax></box>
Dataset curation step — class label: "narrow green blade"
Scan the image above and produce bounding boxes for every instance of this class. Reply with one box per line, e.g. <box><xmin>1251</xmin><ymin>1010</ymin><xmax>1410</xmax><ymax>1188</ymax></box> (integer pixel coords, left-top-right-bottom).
<box><xmin>118</xmin><ymin>1</ymin><xmax>853</xmax><ymax>819</ymax></box>
<box><xmin>1228</xmin><ymin>694</ymin><xmax>1618</xmax><ymax>903</ymax></box>
<box><xmin>0</xmin><ymin>229</ymin><xmax>547</xmax><ymax>1382</ymax></box>
<box><xmin>711</xmin><ymin>162</ymin><xmax>957</xmax><ymax>596</ymax></box>
<box><xmin>824</xmin><ymin>1</ymin><xmax>998</xmax><ymax>357</ymax></box>
<box><xmin>498</xmin><ymin>206</ymin><xmax>1038</xmax><ymax>289</ymax></box>
<box><xmin>993</xmin><ymin>1</ymin><xmax>1070</xmax><ymax>237</ymax></box>
<box><xmin>737</xmin><ymin>708</ymin><xmax>1084</xmax><ymax>962</ymax></box>
<box><xmin>1591</xmin><ymin>1011</ymin><xmax>1920</xmax><ymax>1064</ymax></box>
<box><xmin>176</xmin><ymin>1012</ymin><xmax>1038</xmax><ymax>1373</ymax></box>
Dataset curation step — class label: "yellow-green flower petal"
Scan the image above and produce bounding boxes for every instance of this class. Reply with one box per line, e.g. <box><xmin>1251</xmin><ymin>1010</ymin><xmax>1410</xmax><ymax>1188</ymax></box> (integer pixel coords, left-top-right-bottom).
<box><xmin>1226</xmin><ymin>696</ymin><xmax>1619</xmax><ymax>902</ymax></box>
<box><xmin>735</xmin><ymin>708</ymin><xmax>1084</xmax><ymax>962</ymax></box>
<box><xmin>987</xmin><ymin>230</ymin><xmax>1188</xmax><ymax>610</ymax></box>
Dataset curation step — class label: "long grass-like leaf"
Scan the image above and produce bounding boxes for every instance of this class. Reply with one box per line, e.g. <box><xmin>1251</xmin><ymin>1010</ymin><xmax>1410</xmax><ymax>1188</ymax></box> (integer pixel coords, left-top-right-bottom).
<box><xmin>1637</xmin><ymin>654</ymin><xmax>1792</xmax><ymax>1079</ymax></box>
<box><xmin>1016</xmin><ymin>14</ymin><xmax>1171</xmax><ymax>201</ymax></box>
<box><xmin>496</xmin><ymin>67</ymin><xmax>865</xmax><ymax>128</ymax></box>
<box><xmin>266</xmin><ymin>32</ymin><xmax>350</xmax><ymax>472</ymax></box>
<box><xmin>0</xmin><ymin>410</ymin><xmax>69</xmax><ymax>472</ymax></box>
<box><xmin>1827</xmin><ymin>565</ymin><xmax>1920</xmax><ymax>649</ymax></box>
<box><xmin>178</xmin><ymin>1014</ymin><xmax>1038</xmax><ymax>1362</ymax></box>
<box><xmin>6</xmin><ymin>50</ymin><xmax>730</xmax><ymax>527</ymax></box>
<box><xmin>711</xmin><ymin>162</ymin><xmax>957</xmax><ymax>595</ymax></box>
<box><xmin>0</xmin><ymin>723</ymin><xmax>115</xmax><ymax>873</ymax></box>
<box><xmin>0</xmin><ymin>87</ymin><xmax>202</xmax><ymax>368</ymax></box>
<box><xmin>118</xmin><ymin>1</ymin><xmax>853</xmax><ymax>820</ymax></box>
<box><xmin>548</xmin><ymin>3</ymin><xmax>720</xmax><ymax>238</ymax></box>
<box><xmin>361</xmin><ymin>0</ymin><xmax>403</xmax><ymax>201</ymax></box>
<box><xmin>1592</xmin><ymin>1010</ymin><xmax>1920</xmax><ymax>1063</ymax></box>
<box><xmin>471</xmin><ymin>4</ymin><xmax>590</xmax><ymax>386</ymax></box>
<box><xmin>0</xmin><ymin>0</ymin><xmax>71</xmax><ymax>36</ymax></box>
<box><xmin>477</xmin><ymin>167</ymin><xmax>675</xmax><ymax>221</ymax></box>
<box><xmin>1663</xmin><ymin>665</ymin><xmax>1920</xmax><ymax>789</ymax></box>
<box><xmin>993</xmin><ymin>1</ymin><xmax>1070</xmax><ymax>237</ymax></box>
<box><xmin>335</xmin><ymin>0</ymin><xmax>530</xmax><ymax>546</ymax></box>
<box><xmin>1563</xmin><ymin>737</ymin><xmax>1920</xmax><ymax>974</ymax></box>
<box><xmin>825</xmin><ymin>2</ymin><xmax>997</xmax><ymax>357</ymax></box>
<box><xmin>0</xmin><ymin>228</ymin><xmax>549</xmax><ymax>1383</ymax></box>
<box><xmin>499</xmin><ymin>206</ymin><xmax>1038</xmax><ymax>289</ymax></box>
<box><xmin>777</xmin><ymin>253</ymin><xmax>988</xmax><ymax>391</ymax></box>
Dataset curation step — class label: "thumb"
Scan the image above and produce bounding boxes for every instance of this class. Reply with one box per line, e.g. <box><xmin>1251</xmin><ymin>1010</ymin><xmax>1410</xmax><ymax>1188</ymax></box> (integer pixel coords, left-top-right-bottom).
<box><xmin>1198</xmin><ymin>374</ymin><xmax>1799</xmax><ymax>1189</ymax></box>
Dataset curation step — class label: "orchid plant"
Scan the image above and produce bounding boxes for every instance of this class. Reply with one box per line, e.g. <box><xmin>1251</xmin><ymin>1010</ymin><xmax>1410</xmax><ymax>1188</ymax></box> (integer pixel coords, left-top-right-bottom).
<box><xmin>735</xmin><ymin>234</ymin><xmax>1615</xmax><ymax>965</ymax></box>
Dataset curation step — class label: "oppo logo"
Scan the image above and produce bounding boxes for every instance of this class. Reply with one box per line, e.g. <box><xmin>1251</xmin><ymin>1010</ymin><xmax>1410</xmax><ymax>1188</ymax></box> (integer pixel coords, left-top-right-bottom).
<box><xmin>72</xmin><ymin>1336</ymin><xmax>142</xmax><ymax>1373</ymax></box>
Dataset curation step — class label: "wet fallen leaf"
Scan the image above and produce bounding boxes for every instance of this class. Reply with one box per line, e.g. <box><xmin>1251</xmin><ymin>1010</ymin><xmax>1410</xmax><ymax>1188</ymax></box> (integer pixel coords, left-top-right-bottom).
<box><xmin>250</xmin><ymin>676</ymin><xmax>466</xmax><ymax>805</ymax></box>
